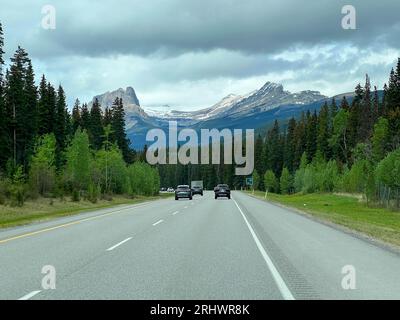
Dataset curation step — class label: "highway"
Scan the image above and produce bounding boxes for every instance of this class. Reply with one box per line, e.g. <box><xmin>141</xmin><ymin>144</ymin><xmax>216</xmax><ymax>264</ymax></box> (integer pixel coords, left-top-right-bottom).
<box><xmin>1</xmin><ymin>191</ymin><xmax>400</xmax><ymax>300</ymax></box>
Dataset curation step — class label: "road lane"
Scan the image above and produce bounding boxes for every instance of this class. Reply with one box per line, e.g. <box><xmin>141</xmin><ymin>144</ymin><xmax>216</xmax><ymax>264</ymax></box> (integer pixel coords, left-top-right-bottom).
<box><xmin>233</xmin><ymin>191</ymin><xmax>400</xmax><ymax>299</ymax></box>
<box><xmin>0</xmin><ymin>195</ymin><xmax>193</xmax><ymax>299</ymax></box>
<box><xmin>34</xmin><ymin>191</ymin><xmax>282</xmax><ymax>299</ymax></box>
<box><xmin>1</xmin><ymin>190</ymin><xmax>400</xmax><ymax>299</ymax></box>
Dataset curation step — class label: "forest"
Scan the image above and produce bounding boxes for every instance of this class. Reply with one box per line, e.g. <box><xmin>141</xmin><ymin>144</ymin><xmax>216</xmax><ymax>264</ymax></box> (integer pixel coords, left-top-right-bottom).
<box><xmin>1</xmin><ymin>17</ymin><xmax>400</xmax><ymax>211</ymax></box>
<box><xmin>157</xmin><ymin>59</ymin><xmax>400</xmax><ymax>210</ymax></box>
<box><xmin>0</xmin><ymin>22</ymin><xmax>160</xmax><ymax>207</ymax></box>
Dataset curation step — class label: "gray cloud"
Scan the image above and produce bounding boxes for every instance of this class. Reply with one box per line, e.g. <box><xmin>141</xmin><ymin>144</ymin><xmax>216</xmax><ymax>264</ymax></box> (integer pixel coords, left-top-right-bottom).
<box><xmin>0</xmin><ymin>0</ymin><xmax>399</xmax><ymax>109</ymax></box>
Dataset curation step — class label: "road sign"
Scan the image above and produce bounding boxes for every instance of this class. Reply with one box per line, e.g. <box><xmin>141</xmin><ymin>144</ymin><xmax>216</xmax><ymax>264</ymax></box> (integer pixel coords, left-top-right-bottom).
<box><xmin>246</xmin><ymin>177</ymin><xmax>253</xmax><ymax>186</ymax></box>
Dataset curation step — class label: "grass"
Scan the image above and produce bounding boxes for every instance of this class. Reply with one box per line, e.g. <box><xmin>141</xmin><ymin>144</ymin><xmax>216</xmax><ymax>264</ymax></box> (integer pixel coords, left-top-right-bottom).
<box><xmin>0</xmin><ymin>193</ymin><xmax>173</xmax><ymax>229</ymax></box>
<box><xmin>246</xmin><ymin>190</ymin><xmax>400</xmax><ymax>247</ymax></box>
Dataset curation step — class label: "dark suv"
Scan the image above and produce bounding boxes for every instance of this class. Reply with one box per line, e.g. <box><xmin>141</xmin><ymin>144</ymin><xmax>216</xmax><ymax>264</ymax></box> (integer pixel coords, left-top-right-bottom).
<box><xmin>175</xmin><ymin>185</ymin><xmax>193</xmax><ymax>200</ymax></box>
<box><xmin>214</xmin><ymin>184</ymin><xmax>231</xmax><ymax>199</ymax></box>
<box><xmin>191</xmin><ymin>186</ymin><xmax>203</xmax><ymax>196</ymax></box>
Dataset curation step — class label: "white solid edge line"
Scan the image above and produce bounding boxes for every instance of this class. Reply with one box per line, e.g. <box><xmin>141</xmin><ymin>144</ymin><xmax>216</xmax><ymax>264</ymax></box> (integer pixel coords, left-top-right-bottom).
<box><xmin>18</xmin><ymin>290</ymin><xmax>42</xmax><ymax>300</ymax></box>
<box><xmin>233</xmin><ymin>199</ymin><xmax>295</xmax><ymax>300</ymax></box>
<box><xmin>106</xmin><ymin>237</ymin><xmax>133</xmax><ymax>251</ymax></box>
<box><xmin>172</xmin><ymin>211</ymin><xmax>179</xmax><ymax>215</ymax></box>
<box><xmin>153</xmin><ymin>219</ymin><xmax>164</xmax><ymax>226</ymax></box>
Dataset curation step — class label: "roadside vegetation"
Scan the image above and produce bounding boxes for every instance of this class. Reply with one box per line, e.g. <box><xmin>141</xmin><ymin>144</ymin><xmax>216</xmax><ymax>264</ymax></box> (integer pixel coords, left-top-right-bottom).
<box><xmin>248</xmin><ymin>191</ymin><xmax>400</xmax><ymax>247</ymax></box>
<box><xmin>248</xmin><ymin>58</ymin><xmax>400</xmax><ymax>212</ymax></box>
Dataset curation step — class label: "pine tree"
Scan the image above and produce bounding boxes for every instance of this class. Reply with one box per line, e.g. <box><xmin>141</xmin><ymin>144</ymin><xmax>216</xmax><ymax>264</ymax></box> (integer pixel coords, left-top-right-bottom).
<box><xmin>71</xmin><ymin>99</ymin><xmax>82</xmax><ymax>133</ymax></box>
<box><xmin>103</xmin><ymin>107</ymin><xmax>112</xmax><ymax>127</ymax></box>
<box><xmin>358</xmin><ymin>74</ymin><xmax>373</xmax><ymax>141</ymax></box>
<box><xmin>305</xmin><ymin>111</ymin><xmax>318</xmax><ymax>162</ymax></box>
<box><xmin>283</xmin><ymin>118</ymin><xmax>296</xmax><ymax>172</ymax></box>
<box><xmin>80</xmin><ymin>103</ymin><xmax>90</xmax><ymax>130</ymax></box>
<box><xmin>0</xmin><ymin>22</ymin><xmax>10</xmax><ymax>170</ymax></box>
<box><xmin>317</xmin><ymin>102</ymin><xmax>331</xmax><ymax>160</ymax></box>
<box><xmin>111</xmin><ymin>98</ymin><xmax>130</xmax><ymax>162</ymax></box>
<box><xmin>4</xmin><ymin>46</ymin><xmax>37</xmax><ymax>169</ymax></box>
<box><xmin>54</xmin><ymin>85</ymin><xmax>67</xmax><ymax>168</ymax></box>
<box><xmin>37</xmin><ymin>75</ymin><xmax>49</xmax><ymax>135</ymax></box>
<box><xmin>89</xmin><ymin>98</ymin><xmax>104</xmax><ymax>150</ymax></box>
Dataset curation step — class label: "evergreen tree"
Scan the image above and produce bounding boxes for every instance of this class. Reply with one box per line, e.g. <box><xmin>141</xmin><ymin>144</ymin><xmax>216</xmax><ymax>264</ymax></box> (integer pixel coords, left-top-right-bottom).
<box><xmin>54</xmin><ymin>85</ymin><xmax>68</xmax><ymax>168</ymax></box>
<box><xmin>89</xmin><ymin>98</ymin><xmax>104</xmax><ymax>150</ymax></box>
<box><xmin>317</xmin><ymin>102</ymin><xmax>331</xmax><ymax>160</ymax></box>
<box><xmin>37</xmin><ymin>75</ymin><xmax>49</xmax><ymax>135</ymax></box>
<box><xmin>4</xmin><ymin>47</ymin><xmax>37</xmax><ymax>169</ymax></box>
<box><xmin>358</xmin><ymin>74</ymin><xmax>373</xmax><ymax>141</ymax></box>
<box><xmin>305</xmin><ymin>111</ymin><xmax>318</xmax><ymax>161</ymax></box>
<box><xmin>80</xmin><ymin>103</ymin><xmax>90</xmax><ymax>130</ymax></box>
<box><xmin>71</xmin><ymin>99</ymin><xmax>82</xmax><ymax>133</ymax></box>
<box><xmin>0</xmin><ymin>22</ymin><xmax>10</xmax><ymax>170</ymax></box>
<box><xmin>283</xmin><ymin>118</ymin><xmax>296</xmax><ymax>172</ymax></box>
<box><xmin>111</xmin><ymin>97</ymin><xmax>130</xmax><ymax>162</ymax></box>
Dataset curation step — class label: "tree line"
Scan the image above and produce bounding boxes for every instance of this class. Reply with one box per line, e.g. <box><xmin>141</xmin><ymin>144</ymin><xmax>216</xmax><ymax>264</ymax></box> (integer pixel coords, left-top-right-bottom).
<box><xmin>0</xmin><ymin>22</ymin><xmax>160</xmax><ymax>206</ymax></box>
<box><xmin>252</xmin><ymin>59</ymin><xmax>400</xmax><ymax>209</ymax></box>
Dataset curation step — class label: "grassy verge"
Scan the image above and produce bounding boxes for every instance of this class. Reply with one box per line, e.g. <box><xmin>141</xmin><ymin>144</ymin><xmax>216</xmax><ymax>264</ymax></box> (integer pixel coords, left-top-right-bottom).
<box><xmin>246</xmin><ymin>190</ymin><xmax>400</xmax><ymax>247</ymax></box>
<box><xmin>0</xmin><ymin>193</ymin><xmax>173</xmax><ymax>229</ymax></box>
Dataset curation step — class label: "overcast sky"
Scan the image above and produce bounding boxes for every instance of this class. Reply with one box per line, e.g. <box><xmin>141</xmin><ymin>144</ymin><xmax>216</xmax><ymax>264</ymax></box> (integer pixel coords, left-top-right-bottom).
<box><xmin>1</xmin><ymin>0</ymin><xmax>399</xmax><ymax>110</ymax></box>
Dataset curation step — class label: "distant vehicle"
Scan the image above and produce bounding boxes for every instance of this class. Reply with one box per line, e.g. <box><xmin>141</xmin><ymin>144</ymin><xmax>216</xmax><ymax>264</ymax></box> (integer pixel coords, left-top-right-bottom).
<box><xmin>175</xmin><ymin>185</ymin><xmax>192</xmax><ymax>200</ymax></box>
<box><xmin>191</xmin><ymin>181</ymin><xmax>203</xmax><ymax>196</ymax></box>
<box><xmin>191</xmin><ymin>185</ymin><xmax>203</xmax><ymax>196</ymax></box>
<box><xmin>214</xmin><ymin>184</ymin><xmax>231</xmax><ymax>199</ymax></box>
<box><xmin>167</xmin><ymin>187</ymin><xmax>174</xmax><ymax>192</ymax></box>
<box><xmin>160</xmin><ymin>187</ymin><xmax>167</xmax><ymax>192</ymax></box>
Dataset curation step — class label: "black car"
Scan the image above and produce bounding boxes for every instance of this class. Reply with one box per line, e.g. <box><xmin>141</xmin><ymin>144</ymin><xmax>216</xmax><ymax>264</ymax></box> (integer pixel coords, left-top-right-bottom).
<box><xmin>191</xmin><ymin>186</ymin><xmax>203</xmax><ymax>196</ymax></box>
<box><xmin>175</xmin><ymin>185</ymin><xmax>193</xmax><ymax>200</ymax></box>
<box><xmin>214</xmin><ymin>184</ymin><xmax>231</xmax><ymax>199</ymax></box>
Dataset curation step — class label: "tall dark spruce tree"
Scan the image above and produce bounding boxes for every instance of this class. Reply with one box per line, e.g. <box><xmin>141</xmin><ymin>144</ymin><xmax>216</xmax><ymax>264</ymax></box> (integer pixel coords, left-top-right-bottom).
<box><xmin>54</xmin><ymin>85</ymin><xmax>67</xmax><ymax>169</ymax></box>
<box><xmin>71</xmin><ymin>98</ymin><xmax>81</xmax><ymax>132</ymax></box>
<box><xmin>111</xmin><ymin>97</ymin><xmax>130</xmax><ymax>162</ymax></box>
<box><xmin>4</xmin><ymin>46</ymin><xmax>37</xmax><ymax>169</ymax></box>
<box><xmin>0</xmin><ymin>22</ymin><xmax>10</xmax><ymax>171</ymax></box>
<box><xmin>89</xmin><ymin>98</ymin><xmax>104</xmax><ymax>150</ymax></box>
<box><xmin>80</xmin><ymin>103</ymin><xmax>90</xmax><ymax>131</ymax></box>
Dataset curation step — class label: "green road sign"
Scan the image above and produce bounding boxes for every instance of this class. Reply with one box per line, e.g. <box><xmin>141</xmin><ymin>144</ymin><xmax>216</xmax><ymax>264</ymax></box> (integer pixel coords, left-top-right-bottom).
<box><xmin>246</xmin><ymin>177</ymin><xmax>253</xmax><ymax>186</ymax></box>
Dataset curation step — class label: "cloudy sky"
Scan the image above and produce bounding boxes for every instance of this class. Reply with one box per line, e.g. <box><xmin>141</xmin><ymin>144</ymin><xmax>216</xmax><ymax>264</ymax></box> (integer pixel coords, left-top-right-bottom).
<box><xmin>1</xmin><ymin>0</ymin><xmax>399</xmax><ymax>110</ymax></box>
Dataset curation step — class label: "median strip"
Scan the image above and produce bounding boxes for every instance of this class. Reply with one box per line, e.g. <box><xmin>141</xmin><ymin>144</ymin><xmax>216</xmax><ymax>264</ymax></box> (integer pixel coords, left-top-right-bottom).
<box><xmin>106</xmin><ymin>237</ymin><xmax>133</xmax><ymax>251</ymax></box>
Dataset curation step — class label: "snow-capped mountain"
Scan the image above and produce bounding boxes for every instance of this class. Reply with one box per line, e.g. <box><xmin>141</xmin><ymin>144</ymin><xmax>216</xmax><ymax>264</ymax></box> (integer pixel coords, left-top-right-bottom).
<box><xmin>90</xmin><ymin>82</ymin><xmax>329</xmax><ymax>149</ymax></box>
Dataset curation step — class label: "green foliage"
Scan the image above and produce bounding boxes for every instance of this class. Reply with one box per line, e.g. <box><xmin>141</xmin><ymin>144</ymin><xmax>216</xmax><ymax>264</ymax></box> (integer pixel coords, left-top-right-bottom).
<box><xmin>127</xmin><ymin>162</ymin><xmax>160</xmax><ymax>196</ymax></box>
<box><xmin>279</xmin><ymin>167</ymin><xmax>292</xmax><ymax>195</ymax></box>
<box><xmin>371</xmin><ymin>117</ymin><xmax>389</xmax><ymax>163</ymax></box>
<box><xmin>92</xmin><ymin>144</ymin><xmax>128</xmax><ymax>194</ymax></box>
<box><xmin>252</xmin><ymin>170</ymin><xmax>260</xmax><ymax>190</ymax></box>
<box><xmin>29</xmin><ymin>134</ymin><xmax>57</xmax><ymax>197</ymax></box>
<box><xmin>264</xmin><ymin>170</ymin><xmax>278</xmax><ymax>193</ymax></box>
<box><xmin>65</xmin><ymin>129</ymin><xmax>91</xmax><ymax>191</ymax></box>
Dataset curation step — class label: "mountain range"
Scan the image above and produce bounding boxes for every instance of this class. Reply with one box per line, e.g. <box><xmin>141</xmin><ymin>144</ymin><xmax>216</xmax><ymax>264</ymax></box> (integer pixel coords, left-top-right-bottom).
<box><xmin>90</xmin><ymin>82</ymin><xmax>355</xmax><ymax>149</ymax></box>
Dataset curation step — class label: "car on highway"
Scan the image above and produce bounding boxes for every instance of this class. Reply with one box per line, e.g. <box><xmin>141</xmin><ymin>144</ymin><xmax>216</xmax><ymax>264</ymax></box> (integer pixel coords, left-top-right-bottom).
<box><xmin>191</xmin><ymin>185</ymin><xmax>203</xmax><ymax>196</ymax></box>
<box><xmin>175</xmin><ymin>185</ymin><xmax>193</xmax><ymax>200</ymax></box>
<box><xmin>214</xmin><ymin>184</ymin><xmax>231</xmax><ymax>199</ymax></box>
<box><xmin>167</xmin><ymin>187</ymin><xmax>174</xmax><ymax>192</ymax></box>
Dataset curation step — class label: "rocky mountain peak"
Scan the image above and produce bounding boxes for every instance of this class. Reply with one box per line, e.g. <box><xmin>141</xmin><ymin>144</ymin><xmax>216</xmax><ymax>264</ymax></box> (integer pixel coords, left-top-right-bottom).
<box><xmin>92</xmin><ymin>86</ymin><xmax>140</xmax><ymax>110</ymax></box>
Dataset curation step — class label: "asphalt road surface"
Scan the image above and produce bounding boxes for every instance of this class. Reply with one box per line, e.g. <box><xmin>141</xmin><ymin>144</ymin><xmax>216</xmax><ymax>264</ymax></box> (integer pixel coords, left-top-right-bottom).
<box><xmin>1</xmin><ymin>191</ymin><xmax>400</xmax><ymax>300</ymax></box>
